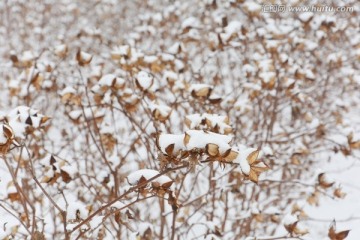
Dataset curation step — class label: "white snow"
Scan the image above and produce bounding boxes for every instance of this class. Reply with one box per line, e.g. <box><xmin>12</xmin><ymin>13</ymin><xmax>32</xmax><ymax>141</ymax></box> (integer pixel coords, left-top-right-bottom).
<box><xmin>299</xmin><ymin>12</ymin><xmax>314</xmax><ymax>22</ymax></box>
<box><xmin>305</xmin><ymin>69</ymin><xmax>315</xmax><ymax>80</ymax></box>
<box><xmin>98</xmin><ymin>74</ymin><xmax>116</xmax><ymax>86</ymax></box>
<box><xmin>5</xmin><ymin>106</ymin><xmax>46</xmax><ymax>139</ymax></box>
<box><xmin>78</xmin><ymin>51</ymin><xmax>92</xmax><ymax>62</ymax></box>
<box><xmin>127</xmin><ymin>169</ymin><xmax>172</xmax><ymax>186</ymax></box>
<box><xmin>143</xmin><ymin>55</ymin><xmax>158</xmax><ymax>63</ymax></box>
<box><xmin>59</xmin><ymin>86</ymin><xmax>76</xmax><ymax>96</ymax></box>
<box><xmin>181</xmin><ymin>16</ymin><xmax>200</xmax><ymax>29</ymax></box>
<box><xmin>136</xmin><ymin>71</ymin><xmax>154</xmax><ymax>90</ymax></box>
<box><xmin>168</xmin><ymin>42</ymin><xmax>183</xmax><ymax>54</ymax></box>
<box><xmin>189</xmin><ymin>83</ymin><xmax>212</xmax><ymax>92</ymax></box>
<box><xmin>225</xmin><ymin>21</ymin><xmax>241</xmax><ymax>34</ymax></box>
<box><xmin>283</xmin><ymin>214</ymin><xmax>298</xmax><ymax>226</ymax></box>
<box><xmin>20</xmin><ymin>50</ymin><xmax>37</xmax><ymax>62</ymax></box>
<box><xmin>163</xmin><ymin>71</ymin><xmax>178</xmax><ymax>82</ymax></box>
<box><xmin>160</xmin><ymin>53</ymin><xmax>175</xmax><ymax>62</ymax></box>
<box><xmin>185</xmin><ymin>114</ymin><xmax>203</xmax><ymax>129</ymax></box>
<box><xmin>243</xmin><ymin>2</ymin><xmax>261</xmax><ymax>13</ymax></box>
<box><xmin>158</xmin><ymin>134</ymin><xmax>185</xmax><ymax>154</ymax></box>
<box><xmin>67</xmin><ymin>201</ymin><xmax>88</xmax><ymax>220</ymax></box>
<box><xmin>174</xmin><ymin>59</ymin><xmax>185</xmax><ymax>72</ymax></box>
<box><xmin>149</xmin><ymin>103</ymin><xmax>172</xmax><ymax>119</ymax></box>
<box><xmin>54</xmin><ymin>44</ymin><xmax>67</xmax><ymax>56</ymax></box>
<box><xmin>89</xmin><ymin>215</ymin><xmax>104</xmax><ymax>230</ymax></box>
<box><xmin>259</xmin><ymin>71</ymin><xmax>276</xmax><ymax>83</ymax></box>
<box><xmin>158</xmin><ymin>133</ymin><xmax>185</xmax><ymax>155</ymax></box>
<box><xmin>185</xmin><ymin>130</ymin><xmax>232</xmax><ymax>154</ymax></box>
<box><xmin>233</xmin><ymin>145</ymin><xmax>259</xmax><ymax>175</ymax></box>
<box><xmin>111</xmin><ymin>45</ymin><xmax>130</xmax><ymax>59</ymax></box>
<box><xmin>185</xmin><ymin>113</ymin><xmax>231</xmax><ymax>134</ymax></box>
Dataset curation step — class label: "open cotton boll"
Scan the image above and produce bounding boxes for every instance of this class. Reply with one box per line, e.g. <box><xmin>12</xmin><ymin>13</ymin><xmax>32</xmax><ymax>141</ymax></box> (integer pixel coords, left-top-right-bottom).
<box><xmin>283</xmin><ymin>214</ymin><xmax>298</xmax><ymax>226</ymax></box>
<box><xmin>76</xmin><ymin>50</ymin><xmax>92</xmax><ymax>66</ymax></box>
<box><xmin>7</xmin><ymin>119</ymin><xmax>26</xmax><ymax>139</ymax></box>
<box><xmin>127</xmin><ymin>169</ymin><xmax>172</xmax><ymax>186</ymax></box>
<box><xmin>6</xmin><ymin>106</ymin><xmax>48</xmax><ymax>132</ymax></box>
<box><xmin>184</xmin><ymin>130</ymin><xmax>232</xmax><ymax>154</ymax></box>
<box><xmin>237</xmin><ymin>157</ymin><xmax>251</xmax><ymax>175</ymax></box>
<box><xmin>111</xmin><ymin>45</ymin><xmax>130</xmax><ymax>60</ymax></box>
<box><xmin>189</xmin><ymin>84</ymin><xmax>212</xmax><ymax>98</ymax></box>
<box><xmin>149</xmin><ymin>103</ymin><xmax>171</xmax><ymax>115</ymax></box>
<box><xmin>149</xmin><ymin>102</ymin><xmax>172</xmax><ymax>121</ymax></box>
<box><xmin>185</xmin><ymin>114</ymin><xmax>203</xmax><ymax>129</ymax></box>
<box><xmin>233</xmin><ymin>146</ymin><xmax>259</xmax><ymax>175</ymax></box>
<box><xmin>203</xmin><ymin>114</ymin><xmax>231</xmax><ymax>134</ymax></box>
<box><xmin>98</xmin><ymin>74</ymin><xmax>116</xmax><ymax>86</ymax></box>
<box><xmin>20</xmin><ymin>50</ymin><xmax>37</xmax><ymax>62</ymax></box>
<box><xmin>157</xmin><ymin>133</ymin><xmax>185</xmax><ymax>155</ymax></box>
<box><xmin>59</xmin><ymin>86</ymin><xmax>76</xmax><ymax>97</ymax></box>
<box><xmin>54</xmin><ymin>44</ymin><xmax>68</xmax><ymax>57</ymax></box>
<box><xmin>136</xmin><ymin>71</ymin><xmax>153</xmax><ymax>90</ymax></box>
<box><xmin>181</xmin><ymin>16</ymin><xmax>200</xmax><ymax>29</ymax></box>
<box><xmin>225</xmin><ymin>21</ymin><xmax>242</xmax><ymax>35</ymax></box>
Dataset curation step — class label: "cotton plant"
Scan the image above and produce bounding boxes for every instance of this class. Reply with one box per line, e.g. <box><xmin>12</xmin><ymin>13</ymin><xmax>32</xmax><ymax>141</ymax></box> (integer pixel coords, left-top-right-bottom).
<box><xmin>0</xmin><ymin>0</ymin><xmax>359</xmax><ymax>239</ymax></box>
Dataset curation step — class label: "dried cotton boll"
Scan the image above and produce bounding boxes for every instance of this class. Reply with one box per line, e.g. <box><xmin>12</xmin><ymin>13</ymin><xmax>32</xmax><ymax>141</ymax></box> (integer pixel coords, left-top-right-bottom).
<box><xmin>149</xmin><ymin>103</ymin><xmax>172</xmax><ymax>122</ymax></box>
<box><xmin>76</xmin><ymin>50</ymin><xmax>93</xmax><ymax>66</ymax></box>
<box><xmin>111</xmin><ymin>45</ymin><xmax>131</xmax><ymax>60</ymax></box>
<box><xmin>54</xmin><ymin>44</ymin><xmax>68</xmax><ymax>58</ymax></box>
<box><xmin>0</xmin><ymin>124</ymin><xmax>19</xmax><ymax>154</ymax></box>
<box><xmin>189</xmin><ymin>84</ymin><xmax>213</xmax><ymax>98</ymax></box>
